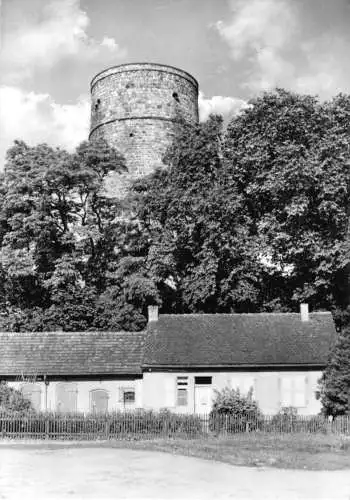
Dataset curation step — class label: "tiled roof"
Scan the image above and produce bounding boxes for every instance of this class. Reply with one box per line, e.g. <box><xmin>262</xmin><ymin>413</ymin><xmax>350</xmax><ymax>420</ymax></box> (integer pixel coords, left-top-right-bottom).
<box><xmin>0</xmin><ymin>331</ymin><xmax>145</xmax><ymax>377</ymax></box>
<box><xmin>143</xmin><ymin>313</ymin><xmax>337</xmax><ymax>368</ymax></box>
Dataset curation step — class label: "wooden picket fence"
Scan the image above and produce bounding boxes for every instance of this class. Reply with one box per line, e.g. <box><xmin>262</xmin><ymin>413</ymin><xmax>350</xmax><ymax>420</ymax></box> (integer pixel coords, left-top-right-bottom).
<box><xmin>0</xmin><ymin>411</ymin><xmax>349</xmax><ymax>440</ymax></box>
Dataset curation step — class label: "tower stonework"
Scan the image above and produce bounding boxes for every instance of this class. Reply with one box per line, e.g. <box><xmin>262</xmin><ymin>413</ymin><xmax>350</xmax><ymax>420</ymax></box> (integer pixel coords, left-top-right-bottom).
<box><xmin>89</xmin><ymin>63</ymin><xmax>199</xmax><ymax>194</ymax></box>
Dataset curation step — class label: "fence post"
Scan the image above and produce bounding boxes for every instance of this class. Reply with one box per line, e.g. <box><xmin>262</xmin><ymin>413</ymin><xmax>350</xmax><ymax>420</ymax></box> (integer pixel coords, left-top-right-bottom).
<box><xmin>45</xmin><ymin>415</ymin><xmax>49</xmax><ymax>440</ymax></box>
<box><xmin>105</xmin><ymin>417</ymin><xmax>110</xmax><ymax>440</ymax></box>
<box><xmin>327</xmin><ymin>415</ymin><xmax>333</xmax><ymax>434</ymax></box>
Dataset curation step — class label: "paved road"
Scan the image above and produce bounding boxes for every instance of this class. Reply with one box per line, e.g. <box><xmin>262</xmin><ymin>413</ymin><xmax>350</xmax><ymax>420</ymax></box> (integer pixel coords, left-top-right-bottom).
<box><xmin>0</xmin><ymin>447</ymin><xmax>350</xmax><ymax>499</ymax></box>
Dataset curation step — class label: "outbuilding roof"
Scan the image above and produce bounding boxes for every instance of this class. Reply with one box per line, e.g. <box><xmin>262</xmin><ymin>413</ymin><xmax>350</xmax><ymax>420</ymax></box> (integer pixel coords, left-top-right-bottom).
<box><xmin>142</xmin><ymin>313</ymin><xmax>337</xmax><ymax>369</ymax></box>
<box><xmin>0</xmin><ymin>331</ymin><xmax>146</xmax><ymax>378</ymax></box>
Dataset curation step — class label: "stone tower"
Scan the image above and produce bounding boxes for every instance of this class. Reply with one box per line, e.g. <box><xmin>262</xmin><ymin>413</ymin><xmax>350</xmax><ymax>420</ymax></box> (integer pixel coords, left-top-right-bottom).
<box><xmin>89</xmin><ymin>62</ymin><xmax>199</xmax><ymax>194</ymax></box>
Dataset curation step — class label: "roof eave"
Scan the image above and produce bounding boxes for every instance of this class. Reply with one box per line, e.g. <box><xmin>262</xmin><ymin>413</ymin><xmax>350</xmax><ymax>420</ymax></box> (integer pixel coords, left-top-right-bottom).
<box><xmin>141</xmin><ymin>363</ymin><xmax>327</xmax><ymax>371</ymax></box>
<box><xmin>0</xmin><ymin>371</ymin><xmax>143</xmax><ymax>380</ymax></box>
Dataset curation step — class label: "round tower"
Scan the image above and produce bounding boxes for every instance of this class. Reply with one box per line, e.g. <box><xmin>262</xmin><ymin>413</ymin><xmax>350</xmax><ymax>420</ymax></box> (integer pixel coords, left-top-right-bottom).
<box><xmin>89</xmin><ymin>62</ymin><xmax>199</xmax><ymax>194</ymax></box>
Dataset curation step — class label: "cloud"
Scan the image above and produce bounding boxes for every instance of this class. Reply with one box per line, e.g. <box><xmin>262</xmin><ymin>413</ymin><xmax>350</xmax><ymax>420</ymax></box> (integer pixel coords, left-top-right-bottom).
<box><xmin>0</xmin><ymin>0</ymin><xmax>126</xmax><ymax>83</ymax></box>
<box><xmin>100</xmin><ymin>37</ymin><xmax>120</xmax><ymax>51</ymax></box>
<box><xmin>0</xmin><ymin>86</ymin><xmax>90</xmax><ymax>169</ymax></box>
<box><xmin>216</xmin><ymin>0</ymin><xmax>297</xmax><ymax>60</ymax></box>
<box><xmin>294</xmin><ymin>35</ymin><xmax>350</xmax><ymax>96</ymax></box>
<box><xmin>216</xmin><ymin>0</ymin><xmax>350</xmax><ymax>98</ymax></box>
<box><xmin>216</xmin><ymin>0</ymin><xmax>297</xmax><ymax>91</ymax></box>
<box><xmin>198</xmin><ymin>92</ymin><xmax>248</xmax><ymax>122</ymax></box>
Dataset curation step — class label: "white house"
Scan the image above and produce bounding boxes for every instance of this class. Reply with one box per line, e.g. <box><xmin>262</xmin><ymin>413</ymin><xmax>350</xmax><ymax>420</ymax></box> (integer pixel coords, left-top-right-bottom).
<box><xmin>0</xmin><ymin>304</ymin><xmax>337</xmax><ymax>415</ymax></box>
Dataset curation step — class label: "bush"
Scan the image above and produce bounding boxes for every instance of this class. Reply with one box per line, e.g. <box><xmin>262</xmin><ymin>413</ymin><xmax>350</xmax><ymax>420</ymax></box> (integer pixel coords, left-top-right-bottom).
<box><xmin>268</xmin><ymin>407</ymin><xmax>299</xmax><ymax>432</ymax></box>
<box><xmin>305</xmin><ymin>415</ymin><xmax>328</xmax><ymax>434</ymax></box>
<box><xmin>209</xmin><ymin>387</ymin><xmax>262</xmax><ymax>433</ymax></box>
<box><xmin>267</xmin><ymin>407</ymin><xmax>329</xmax><ymax>433</ymax></box>
<box><xmin>0</xmin><ymin>382</ymin><xmax>33</xmax><ymax>413</ymax></box>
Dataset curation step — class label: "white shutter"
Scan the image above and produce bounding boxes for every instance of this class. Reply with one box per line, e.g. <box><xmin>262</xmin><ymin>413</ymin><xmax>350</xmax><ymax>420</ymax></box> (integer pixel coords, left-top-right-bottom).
<box><xmin>280</xmin><ymin>376</ymin><xmax>293</xmax><ymax>406</ymax></box>
<box><xmin>164</xmin><ymin>377</ymin><xmax>176</xmax><ymax>408</ymax></box>
<box><xmin>294</xmin><ymin>376</ymin><xmax>306</xmax><ymax>407</ymax></box>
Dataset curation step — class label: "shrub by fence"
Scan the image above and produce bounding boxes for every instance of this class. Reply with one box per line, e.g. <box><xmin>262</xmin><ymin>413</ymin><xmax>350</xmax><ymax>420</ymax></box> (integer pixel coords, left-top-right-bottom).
<box><xmin>0</xmin><ymin>410</ymin><xmax>349</xmax><ymax>440</ymax></box>
<box><xmin>209</xmin><ymin>413</ymin><xmax>350</xmax><ymax>435</ymax></box>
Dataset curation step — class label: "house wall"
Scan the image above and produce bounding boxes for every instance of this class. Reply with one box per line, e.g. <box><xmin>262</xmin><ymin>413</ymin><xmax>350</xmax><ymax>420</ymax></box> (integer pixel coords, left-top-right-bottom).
<box><xmin>8</xmin><ymin>369</ymin><xmax>323</xmax><ymax>415</ymax></box>
<box><xmin>8</xmin><ymin>378</ymin><xmax>142</xmax><ymax>413</ymax></box>
<box><xmin>142</xmin><ymin>370</ymin><xmax>323</xmax><ymax>415</ymax></box>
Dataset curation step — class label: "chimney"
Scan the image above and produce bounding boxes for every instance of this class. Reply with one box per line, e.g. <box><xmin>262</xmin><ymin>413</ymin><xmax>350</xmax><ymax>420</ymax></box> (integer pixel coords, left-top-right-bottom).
<box><xmin>300</xmin><ymin>303</ymin><xmax>309</xmax><ymax>322</ymax></box>
<box><xmin>148</xmin><ymin>305</ymin><xmax>158</xmax><ymax>323</ymax></box>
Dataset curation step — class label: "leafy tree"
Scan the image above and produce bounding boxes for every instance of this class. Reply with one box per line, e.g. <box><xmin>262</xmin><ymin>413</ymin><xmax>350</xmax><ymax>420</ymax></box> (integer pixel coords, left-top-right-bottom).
<box><xmin>133</xmin><ymin>115</ymin><xmax>264</xmax><ymax>313</ymax></box>
<box><xmin>0</xmin><ymin>137</ymin><xmax>163</xmax><ymax>331</ymax></box>
<box><xmin>223</xmin><ymin>89</ymin><xmax>350</xmax><ymax>313</ymax></box>
<box><xmin>0</xmin><ymin>139</ymin><xmax>151</xmax><ymax>331</ymax></box>
<box><xmin>93</xmin><ymin>255</ymin><xmax>160</xmax><ymax>331</ymax></box>
<box><xmin>320</xmin><ymin>326</ymin><xmax>350</xmax><ymax>416</ymax></box>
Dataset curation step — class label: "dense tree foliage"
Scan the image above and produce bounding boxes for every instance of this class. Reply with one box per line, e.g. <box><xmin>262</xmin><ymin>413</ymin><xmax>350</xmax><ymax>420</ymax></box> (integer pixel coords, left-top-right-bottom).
<box><xmin>133</xmin><ymin>116</ymin><xmax>264</xmax><ymax>313</ymax></box>
<box><xmin>320</xmin><ymin>326</ymin><xmax>350</xmax><ymax>416</ymax></box>
<box><xmin>0</xmin><ymin>138</ymin><xmax>158</xmax><ymax>331</ymax></box>
<box><xmin>223</xmin><ymin>90</ymin><xmax>350</xmax><ymax>314</ymax></box>
<box><xmin>133</xmin><ymin>91</ymin><xmax>350</xmax><ymax>316</ymax></box>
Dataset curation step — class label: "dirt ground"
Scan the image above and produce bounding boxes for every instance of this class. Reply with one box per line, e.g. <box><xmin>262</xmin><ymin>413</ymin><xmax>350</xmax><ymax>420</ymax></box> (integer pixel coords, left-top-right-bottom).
<box><xmin>0</xmin><ymin>446</ymin><xmax>350</xmax><ymax>500</ymax></box>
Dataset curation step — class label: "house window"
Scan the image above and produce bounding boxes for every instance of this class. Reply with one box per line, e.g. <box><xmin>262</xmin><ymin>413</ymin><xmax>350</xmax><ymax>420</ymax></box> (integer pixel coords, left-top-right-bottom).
<box><xmin>194</xmin><ymin>376</ymin><xmax>212</xmax><ymax>385</ymax></box>
<box><xmin>177</xmin><ymin>376</ymin><xmax>188</xmax><ymax>406</ymax></box>
<box><xmin>123</xmin><ymin>390</ymin><xmax>135</xmax><ymax>404</ymax></box>
<box><xmin>119</xmin><ymin>387</ymin><xmax>136</xmax><ymax>406</ymax></box>
<box><xmin>280</xmin><ymin>375</ymin><xmax>307</xmax><ymax>408</ymax></box>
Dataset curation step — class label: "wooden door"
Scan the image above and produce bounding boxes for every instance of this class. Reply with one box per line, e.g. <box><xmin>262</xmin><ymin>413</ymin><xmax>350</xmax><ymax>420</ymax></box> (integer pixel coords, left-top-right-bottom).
<box><xmin>90</xmin><ymin>389</ymin><xmax>109</xmax><ymax>413</ymax></box>
<box><xmin>56</xmin><ymin>383</ymin><xmax>78</xmax><ymax>413</ymax></box>
<box><xmin>194</xmin><ymin>385</ymin><xmax>212</xmax><ymax>415</ymax></box>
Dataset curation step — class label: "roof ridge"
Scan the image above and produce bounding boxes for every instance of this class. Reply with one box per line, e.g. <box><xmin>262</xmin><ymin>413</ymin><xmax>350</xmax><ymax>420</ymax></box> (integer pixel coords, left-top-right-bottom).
<box><xmin>159</xmin><ymin>312</ymin><xmax>332</xmax><ymax>317</ymax></box>
<box><xmin>0</xmin><ymin>331</ymin><xmax>146</xmax><ymax>336</ymax></box>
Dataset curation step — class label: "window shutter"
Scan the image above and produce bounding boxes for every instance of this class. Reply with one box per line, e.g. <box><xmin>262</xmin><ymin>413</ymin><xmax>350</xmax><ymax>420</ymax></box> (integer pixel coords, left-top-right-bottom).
<box><xmin>294</xmin><ymin>375</ymin><xmax>306</xmax><ymax>407</ymax></box>
<box><xmin>118</xmin><ymin>387</ymin><xmax>124</xmax><ymax>403</ymax></box>
<box><xmin>305</xmin><ymin>375</ymin><xmax>309</xmax><ymax>405</ymax></box>
<box><xmin>164</xmin><ymin>377</ymin><xmax>175</xmax><ymax>408</ymax></box>
<box><xmin>280</xmin><ymin>376</ymin><xmax>293</xmax><ymax>406</ymax></box>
